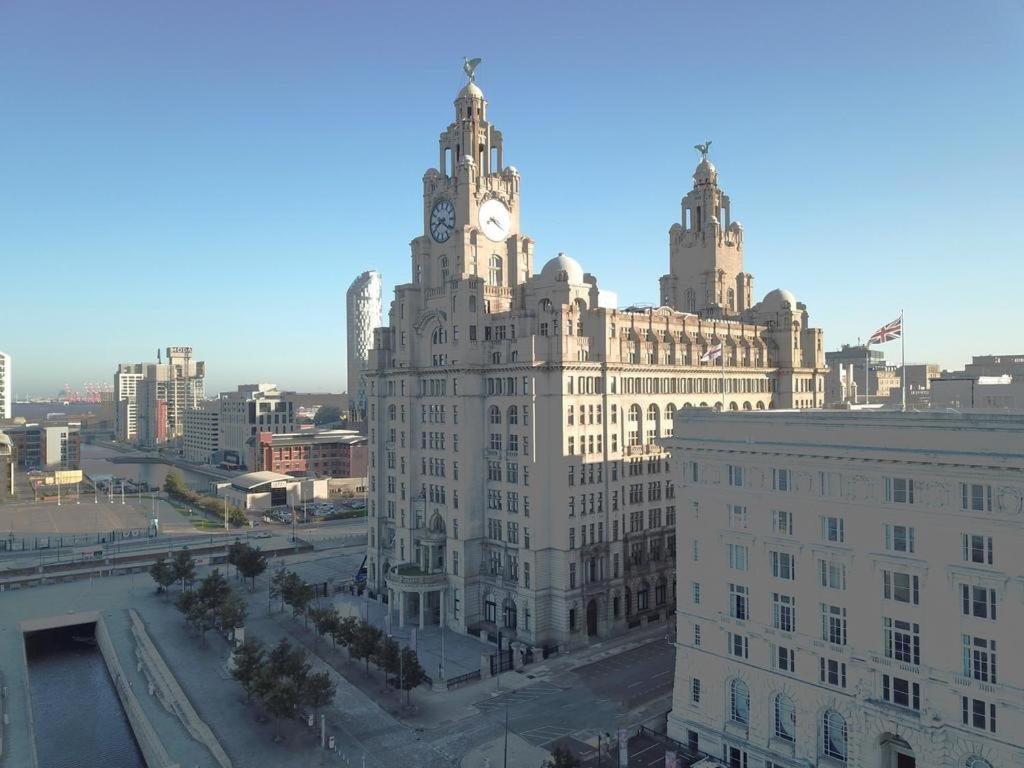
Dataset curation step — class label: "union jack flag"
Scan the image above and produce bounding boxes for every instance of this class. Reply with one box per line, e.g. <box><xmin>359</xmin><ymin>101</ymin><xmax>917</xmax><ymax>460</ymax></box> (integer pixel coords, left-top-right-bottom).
<box><xmin>868</xmin><ymin>316</ymin><xmax>902</xmax><ymax>344</ymax></box>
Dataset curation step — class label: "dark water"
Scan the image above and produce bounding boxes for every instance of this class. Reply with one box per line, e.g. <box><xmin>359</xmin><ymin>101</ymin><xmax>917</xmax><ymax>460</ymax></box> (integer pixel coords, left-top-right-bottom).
<box><xmin>80</xmin><ymin>443</ymin><xmax>216</xmax><ymax>493</ymax></box>
<box><xmin>25</xmin><ymin>623</ymin><xmax>146</xmax><ymax>768</ymax></box>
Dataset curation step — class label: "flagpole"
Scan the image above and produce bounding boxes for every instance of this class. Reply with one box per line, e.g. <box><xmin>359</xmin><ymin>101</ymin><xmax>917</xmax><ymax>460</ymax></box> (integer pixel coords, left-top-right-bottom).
<box><xmin>864</xmin><ymin>341</ymin><xmax>870</xmax><ymax>406</ymax></box>
<box><xmin>721</xmin><ymin>337</ymin><xmax>726</xmax><ymax>412</ymax></box>
<box><xmin>900</xmin><ymin>309</ymin><xmax>906</xmax><ymax>412</ymax></box>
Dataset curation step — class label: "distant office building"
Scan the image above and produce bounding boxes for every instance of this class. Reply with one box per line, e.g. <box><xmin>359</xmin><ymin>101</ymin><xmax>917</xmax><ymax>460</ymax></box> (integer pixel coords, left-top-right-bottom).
<box><xmin>182</xmin><ymin>404</ymin><xmax>220</xmax><ymax>464</ymax></box>
<box><xmin>256</xmin><ymin>429</ymin><xmax>367</xmax><ymax>478</ymax></box>
<box><xmin>932</xmin><ymin>375</ymin><xmax>1024</xmax><ymax>411</ymax></box>
<box><xmin>135</xmin><ymin>347</ymin><xmax>206</xmax><ymax>447</ymax></box>
<box><xmin>114</xmin><ymin>362</ymin><xmax>146</xmax><ymax>441</ymax></box>
<box><xmin>218</xmin><ymin>384</ymin><xmax>297</xmax><ymax>470</ymax></box>
<box><xmin>960</xmin><ymin>353</ymin><xmax>1024</xmax><ymax>379</ymax></box>
<box><xmin>346</xmin><ymin>270</ymin><xmax>382</xmax><ymax>421</ymax></box>
<box><xmin>664</xmin><ymin>409</ymin><xmax>1024</xmax><ymax>768</ymax></box>
<box><xmin>0</xmin><ymin>432</ymin><xmax>14</xmax><ymax>499</ymax></box>
<box><xmin>3</xmin><ymin>420</ymin><xmax>81</xmax><ymax>470</ymax></box>
<box><xmin>0</xmin><ymin>350</ymin><xmax>10</xmax><ymax>420</ymax></box>
<box><xmin>825</xmin><ymin>343</ymin><xmax>901</xmax><ymax>404</ymax></box>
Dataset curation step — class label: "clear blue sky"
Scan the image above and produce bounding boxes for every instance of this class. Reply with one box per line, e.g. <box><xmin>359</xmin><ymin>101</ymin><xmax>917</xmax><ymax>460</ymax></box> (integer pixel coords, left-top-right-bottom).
<box><xmin>2</xmin><ymin>1</ymin><xmax>1022</xmax><ymax>396</ymax></box>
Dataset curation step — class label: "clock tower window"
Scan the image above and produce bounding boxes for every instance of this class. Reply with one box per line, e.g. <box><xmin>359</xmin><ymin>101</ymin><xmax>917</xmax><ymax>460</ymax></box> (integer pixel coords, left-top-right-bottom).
<box><xmin>489</xmin><ymin>254</ymin><xmax>503</xmax><ymax>286</ymax></box>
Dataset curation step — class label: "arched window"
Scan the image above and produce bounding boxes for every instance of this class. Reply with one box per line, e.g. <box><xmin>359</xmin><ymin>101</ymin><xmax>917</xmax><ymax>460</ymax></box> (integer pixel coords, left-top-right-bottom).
<box><xmin>489</xmin><ymin>405</ymin><xmax>502</xmax><ymax>425</ymax></box>
<box><xmin>507</xmin><ymin>406</ymin><xmax>518</xmax><ymax>425</ymax></box>
<box><xmin>646</xmin><ymin>404</ymin><xmax>659</xmax><ymax>441</ymax></box>
<box><xmin>489</xmin><ymin>254</ymin><xmax>503</xmax><ymax>285</ymax></box>
<box><xmin>628</xmin><ymin>404</ymin><xmax>642</xmax><ymax>447</ymax></box>
<box><xmin>502</xmin><ymin>597</ymin><xmax>517</xmax><ymax>629</ymax></box>
<box><xmin>729</xmin><ymin>679</ymin><xmax>749</xmax><ymax>725</ymax></box>
<box><xmin>440</xmin><ymin>255</ymin><xmax>449</xmax><ymax>283</ymax></box>
<box><xmin>822</xmin><ymin>710</ymin><xmax>848</xmax><ymax>762</ymax></box>
<box><xmin>965</xmin><ymin>758</ymin><xmax>993</xmax><ymax>768</ymax></box>
<box><xmin>664</xmin><ymin>404</ymin><xmax>676</xmax><ymax>436</ymax></box>
<box><xmin>774</xmin><ymin>694</ymin><xmax>796</xmax><ymax>742</ymax></box>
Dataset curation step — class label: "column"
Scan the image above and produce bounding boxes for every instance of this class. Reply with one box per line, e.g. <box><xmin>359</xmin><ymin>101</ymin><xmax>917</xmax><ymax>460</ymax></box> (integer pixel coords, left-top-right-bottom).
<box><xmin>418</xmin><ymin>590</ymin><xmax>425</xmax><ymax>629</ymax></box>
<box><xmin>398</xmin><ymin>590</ymin><xmax>405</xmax><ymax>628</ymax></box>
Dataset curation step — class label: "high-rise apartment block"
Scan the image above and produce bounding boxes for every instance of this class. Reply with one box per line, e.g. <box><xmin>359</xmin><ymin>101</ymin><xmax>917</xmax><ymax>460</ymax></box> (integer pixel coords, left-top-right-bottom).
<box><xmin>664</xmin><ymin>409</ymin><xmax>1024</xmax><ymax>768</ymax></box>
<box><xmin>218</xmin><ymin>384</ymin><xmax>296</xmax><ymax>470</ymax></box>
<box><xmin>135</xmin><ymin>347</ymin><xmax>205</xmax><ymax>447</ymax></box>
<box><xmin>0</xmin><ymin>350</ymin><xmax>11</xmax><ymax>420</ymax></box>
<box><xmin>114</xmin><ymin>363</ymin><xmax>146</xmax><ymax>441</ymax></box>
<box><xmin>347</xmin><ymin>270</ymin><xmax>382</xmax><ymax>422</ymax></box>
<box><xmin>364</xmin><ymin>71</ymin><xmax>826</xmax><ymax>652</ymax></box>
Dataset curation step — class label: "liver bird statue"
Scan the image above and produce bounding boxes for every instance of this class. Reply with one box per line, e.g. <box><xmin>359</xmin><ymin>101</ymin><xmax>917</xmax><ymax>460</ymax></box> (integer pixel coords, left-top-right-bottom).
<box><xmin>463</xmin><ymin>57</ymin><xmax>482</xmax><ymax>83</ymax></box>
<box><xmin>694</xmin><ymin>140</ymin><xmax>712</xmax><ymax>161</ymax></box>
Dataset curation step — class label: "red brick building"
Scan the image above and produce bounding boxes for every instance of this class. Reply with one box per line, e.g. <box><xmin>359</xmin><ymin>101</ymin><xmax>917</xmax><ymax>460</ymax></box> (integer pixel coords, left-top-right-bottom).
<box><xmin>256</xmin><ymin>429</ymin><xmax>367</xmax><ymax>478</ymax></box>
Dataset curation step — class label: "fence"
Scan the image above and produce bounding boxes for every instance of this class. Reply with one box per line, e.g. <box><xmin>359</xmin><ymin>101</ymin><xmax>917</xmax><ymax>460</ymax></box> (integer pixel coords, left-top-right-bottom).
<box><xmin>446</xmin><ymin>670</ymin><xmax>481</xmax><ymax>690</ymax></box>
<box><xmin>489</xmin><ymin>649</ymin><xmax>513</xmax><ymax>675</ymax></box>
<box><xmin>0</xmin><ymin>526</ymin><xmax>156</xmax><ymax>552</ymax></box>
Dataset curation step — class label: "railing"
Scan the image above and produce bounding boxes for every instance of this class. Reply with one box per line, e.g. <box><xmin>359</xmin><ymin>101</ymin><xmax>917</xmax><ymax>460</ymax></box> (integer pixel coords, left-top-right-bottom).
<box><xmin>446</xmin><ymin>670</ymin><xmax>481</xmax><ymax>690</ymax></box>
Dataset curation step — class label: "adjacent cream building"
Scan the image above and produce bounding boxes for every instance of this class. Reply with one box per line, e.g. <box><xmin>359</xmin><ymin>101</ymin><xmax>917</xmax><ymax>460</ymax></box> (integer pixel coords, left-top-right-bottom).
<box><xmin>364</xmin><ymin>68</ymin><xmax>826</xmax><ymax>655</ymax></box>
<box><xmin>664</xmin><ymin>409</ymin><xmax>1024</xmax><ymax>768</ymax></box>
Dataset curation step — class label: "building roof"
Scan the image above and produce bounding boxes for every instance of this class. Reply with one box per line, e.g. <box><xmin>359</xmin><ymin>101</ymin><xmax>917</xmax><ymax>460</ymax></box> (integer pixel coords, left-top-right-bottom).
<box><xmin>539</xmin><ymin>253</ymin><xmax>584</xmax><ymax>284</ymax></box>
<box><xmin>231</xmin><ymin>470</ymin><xmax>295</xmax><ymax>490</ymax></box>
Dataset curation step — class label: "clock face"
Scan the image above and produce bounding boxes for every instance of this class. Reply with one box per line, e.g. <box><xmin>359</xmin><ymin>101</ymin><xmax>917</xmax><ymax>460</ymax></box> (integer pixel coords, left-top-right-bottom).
<box><xmin>430</xmin><ymin>200</ymin><xmax>455</xmax><ymax>243</ymax></box>
<box><xmin>479</xmin><ymin>198</ymin><xmax>511</xmax><ymax>242</ymax></box>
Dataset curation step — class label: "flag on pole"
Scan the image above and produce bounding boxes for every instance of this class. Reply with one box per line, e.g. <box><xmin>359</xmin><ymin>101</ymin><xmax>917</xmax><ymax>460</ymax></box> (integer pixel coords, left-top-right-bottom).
<box><xmin>868</xmin><ymin>316</ymin><xmax>902</xmax><ymax>345</ymax></box>
<box><xmin>700</xmin><ymin>342</ymin><xmax>723</xmax><ymax>364</ymax></box>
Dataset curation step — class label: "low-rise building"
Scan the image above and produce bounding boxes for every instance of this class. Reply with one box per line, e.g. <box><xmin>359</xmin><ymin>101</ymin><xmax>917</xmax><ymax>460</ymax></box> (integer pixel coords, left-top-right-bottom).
<box><xmin>2</xmin><ymin>421</ymin><xmax>81</xmax><ymax>470</ymax></box>
<box><xmin>664</xmin><ymin>409</ymin><xmax>1024</xmax><ymax>768</ymax></box>
<box><xmin>255</xmin><ymin>429</ymin><xmax>367</xmax><ymax>478</ymax></box>
<box><xmin>931</xmin><ymin>375</ymin><xmax>1024</xmax><ymax>411</ymax></box>
<box><xmin>215</xmin><ymin>471</ymin><xmax>327</xmax><ymax>512</ymax></box>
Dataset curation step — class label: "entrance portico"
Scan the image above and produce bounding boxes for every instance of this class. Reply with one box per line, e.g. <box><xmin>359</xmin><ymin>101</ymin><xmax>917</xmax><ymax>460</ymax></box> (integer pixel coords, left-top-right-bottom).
<box><xmin>385</xmin><ymin>565</ymin><xmax>447</xmax><ymax>630</ymax></box>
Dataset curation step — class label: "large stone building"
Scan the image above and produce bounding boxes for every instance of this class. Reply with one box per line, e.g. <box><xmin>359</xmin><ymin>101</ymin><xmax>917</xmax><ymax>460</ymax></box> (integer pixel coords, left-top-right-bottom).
<box><xmin>364</xmin><ymin>68</ymin><xmax>826</xmax><ymax>653</ymax></box>
<box><xmin>0</xmin><ymin>350</ymin><xmax>11</xmax><ymax>420</ymax></box>
<box><xmin>664</xmin><ymin>409</ymin><xmax>1024</xmax><ymax>768</ymax></box>
<box><xmin>347</xmin><ymin>270</ymin><xmax>383</xmax><ymax>422</ymax></box>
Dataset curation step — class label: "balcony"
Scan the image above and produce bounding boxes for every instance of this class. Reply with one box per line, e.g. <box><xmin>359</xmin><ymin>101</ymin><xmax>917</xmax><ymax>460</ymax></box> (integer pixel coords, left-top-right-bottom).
<box><xmin>385</xmin><ymin>563</ymin><xmax>448</xmax><ymax>590</ymax></box>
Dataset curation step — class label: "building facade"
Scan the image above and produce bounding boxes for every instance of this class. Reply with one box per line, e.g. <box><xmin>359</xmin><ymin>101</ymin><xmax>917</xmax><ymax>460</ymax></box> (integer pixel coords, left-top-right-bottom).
<box><xmin>0</xmin><ymin>433</ymin><xmax>14</xmax><ymax>499</ymax></box>
<box><xmin>363</xmin><ymin>69</ymin><xmax>827</xmax><ymax>653</ymax></box>
<box><xmin>256</xmin><ymin>429</ymin><xmax>367</xmax><ymax>478</ymax></box>
<box><xmin>218</xmin><ymin>384</ymin><xmax>297</xmax><ymax>470</ymax></box>
<box><xmin>3</xmin><ymin>421</ymin><xmax>81</xmax><ymax>470</ymax></box>
<box><xmin>664</xmin><ymin>409</ymin><xmax>1024</xmax><ymax>768</ymax></box>
<box><xmin>0</xmin><ymin>350</ymin><xmax>11</xmax><ymax>420</ymax></box>
<box><xmin>347</xmin><ymin>270</ymin><xmax>383</xmax><ymax>422</ymax></box>
<box><xmin>182</xmin><ymin>404</ymin><xmax>220</xmax><ymax>464</ymax></box>
<box><xmin>114</xmin><ymin>362</ymin><xmax>146</xmax><ymax>442</ymax></box>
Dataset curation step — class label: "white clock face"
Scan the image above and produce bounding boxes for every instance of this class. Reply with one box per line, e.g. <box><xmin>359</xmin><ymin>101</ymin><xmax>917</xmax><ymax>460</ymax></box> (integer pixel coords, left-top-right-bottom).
<box><xmin>479</xmin><ymin>198</ymin><xmax>511</xmax><ymax>242</ymax></box>
<box><xmin>430</xmin><ymin>200</ymin><xmax>455</xmax><ymax>243</ymax></box>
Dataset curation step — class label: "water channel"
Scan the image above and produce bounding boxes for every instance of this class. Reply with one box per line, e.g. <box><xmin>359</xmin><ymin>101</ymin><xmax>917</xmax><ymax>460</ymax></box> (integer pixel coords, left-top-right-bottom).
<box><xmin>80</xmin><ymin>443</ymin><xmax>220</xmax><ymax>493</ymax></box>
<box><xmin>25</xmin><ymin>623</ymin><xmax>146</xmax><ymax>768</ymax></box>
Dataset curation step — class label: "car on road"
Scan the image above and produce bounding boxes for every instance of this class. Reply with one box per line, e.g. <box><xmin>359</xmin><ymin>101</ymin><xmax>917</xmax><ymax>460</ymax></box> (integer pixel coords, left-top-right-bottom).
<box><xmin>253</xmin><ymin>531</ymin><xmax>272</xmax><ymax>539</ymax></box>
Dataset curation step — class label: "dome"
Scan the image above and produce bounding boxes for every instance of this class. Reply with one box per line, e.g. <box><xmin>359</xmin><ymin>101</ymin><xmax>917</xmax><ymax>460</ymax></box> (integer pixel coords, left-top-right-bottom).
<box><xmin>539</xmin><ymin>253</ymin><xmax>584</xmax><ymax>284</ymax></box>
<box><xmin>760</xmin><ymin>288</ymin><xmax>797</xmax><ymax>311</ymax></box>
<box><xmin>693</xmin><ymin>159</ymin><xmax>718</xmax><ymax>184</ymax></box>
<box><xmin>458</xmin><ymin>81</ymin><xmax>484</xmax><ymax>100</ymax></box>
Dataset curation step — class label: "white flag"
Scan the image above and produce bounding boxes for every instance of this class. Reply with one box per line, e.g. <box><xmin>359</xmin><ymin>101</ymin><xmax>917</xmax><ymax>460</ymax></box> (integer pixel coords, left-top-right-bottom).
<box><xmin>700</xmin><ymin>343</ymin><xmax>723</xmax><ymax>364</ymax></box>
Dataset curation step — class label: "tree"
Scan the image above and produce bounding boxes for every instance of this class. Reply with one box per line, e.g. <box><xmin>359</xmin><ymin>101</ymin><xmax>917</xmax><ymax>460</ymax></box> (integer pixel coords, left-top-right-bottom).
<box><xmin>227</xmin><ymin>541</ymin><xmax>247</xmax><ymax>579</ymax></box>
<box><xmin>313</xmin><ymin>405</ymin><xmax>343</xmax><ymax>425</ymax></box>
<box><xmin>175</xmin><ymin>590</ymin><xmax>200</xmax><ymax>632</ymax></box>
<box><xmin>544</xmin><ymin>745</ymin><xmax>581</xmax><ymax>768</ymax></box>
<box><xmin>349</xmin><ymin>622</ymin><xmax>383</xmax><ymax>674</ymax></box>
<box><xmin>216</xmin><ymin>590</ymin><xmax>248</xmax><ymax>636</ymax></box>
<box><xmin>228</xmin><ymin>506</ymin><xmax>248</xmax><ymax>527</ymax></box>
<box><xmin>270</xmin><ymin>568</ymin><xmax>289</xmax><ymax>613</ymax></box>
<box><xmin>196</xmin><ymin>568</ymin><xmax>230</xmax><ymax>607</ymax></box>
<box><xmin>237</xmin><ymin>546</ymin><xmax>268</xmax><ymax>591</ymax></box>
<box><xmin>231</xmin><ymin>638</ymin><xmax>266</xmax><ymax>702</ymax></box>
<box><xmin>163</xmin><ymin>470</ymin><xmax>186</xmax><ymax>496</ymax></box>
<box><xmin>302</xmin><ymin>670</ymin><xmax>336</xmax><ymax>718</ymax></box>
<box><xmin>149</xmin><ymin>557</ymin><xmax>176</xmax><ymax>596</ymax></box>
<box><xmin>376</xmin><ymin>635</ymin><xmax>400</xmax><ymax>684</ymax></box>
<box><xmin>260</xmin><ymin>674</ymin><xmax>302</xmax><ymax>742</ymax></box>
<box><xmin>331</xmin><ymin>615</ymin><xmax>358</xmax><ymax>650</ymax></box>
<box><xmin>396</xmin><ymin>648</ymin><xmax>427</xmax><ymax>704</ymax></box>
<box><xmin>170</xmin><ymin>548</ymin><xmax>196</xmax><ymax>591</ymax></box>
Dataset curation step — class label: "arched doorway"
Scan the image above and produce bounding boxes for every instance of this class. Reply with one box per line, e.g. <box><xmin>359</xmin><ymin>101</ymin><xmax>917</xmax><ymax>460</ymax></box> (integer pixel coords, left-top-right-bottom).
<box><xmin>880</xmin><ymin>733</ymin><xmax>915</xmax><ymax>768</ymax></box>
<box><xmin>586</xmin><ymin>599</ymin><xmax>598</xmax><ymax>637</ymax></box>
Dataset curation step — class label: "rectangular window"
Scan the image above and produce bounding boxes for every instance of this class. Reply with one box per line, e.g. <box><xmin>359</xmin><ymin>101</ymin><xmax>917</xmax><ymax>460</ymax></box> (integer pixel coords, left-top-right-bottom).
<box><xmin>821</xmin><ymin>603</ymin><xmax>848</xmax><ymax>646</ymax></box>
<box><xmin>884</xmin><ymin>617</ymin><xmax>921</xmax><ymax>665</ymax></box>
<box><xmin>963</xmin><ymin>635</ymin><xmax>997</xmax><ymax>683</ymax></box>
<box><xmin>692</xmin><ymin>582</ymin><xmax>701</xmax><ymax>605</ymax></box>
<box><xmin>962</xmin><ymin>697</ymin><xmax>997</xmax><ymax>733</ymax></box>
<box><xmin>569</xmin><ymin>563</ymin><xmax>577</xmax><ymax>589</ymax></box>
<box><xmin>961</xmin><ymin>534</ymin><xmax>994</xmax><ymax>565</ymax></box>
<box><xmin>961</xmin><ymin>482</ymin><xmax>993</xmax><ymax>512</ymax></box>
<box><xmin>770</xmin><ymin>644</ymin><xmax>795</xmax><ymax>673</ymax></box>
<box><xmin>728</xmin><ymin>504</ymin><xmax>748</xmax><ymax>529</ymax></box>
<box><xmin>884</xmin><ymin>524</ymin><xmax>916</xmax><ymax>554</ymax></box>
<box><xmin>772</xmin><ymin>468</ymin><xmax>791</xmax><ymax>491</ymax></box>
<box><xmin>691</xmin><ymin>678</ymin><xmax>701</xmax><ymax>704</ymax></box>
<box><xmin>819</xmin><ymin>559</ymin><xmax>847</xmax><ymax>590</ymax></box>
<box><xmin>961</xmin><ymin>584</ymin><xmax>997</xmax><ymax>620</ymax></box>
<box><xmin>820</xmin><ymin>515</ymin><xmax>845</xmax><ymax>543</ymax></box>
<box><xmin>727</xmin><ymin>631</ymin><xmax>749</xmax><ymax>659</ymax></box>
<box><xmin>883</xmin><ymin>570</ymin><xmax>919</xmax><ymax>605</ymax></box>
<box><xmin>770</xmin><ymin>551</ymin><xmax>796</xmax><ymax>580</ymax></box>
<box><xmin>772</xmin><ymin>593</ymin><xmax>795</xmax><ymax>632</ymax></box>
<box><xmin>728</xmin><ymin>543</ymin><xmax>749</xmax><ymax>571</ymax></box>
<box><xmin>693</xmin><ymin>623</ymin><xmax>702</xmax><ymax>647</ymax></box>
<box><xmin>772</xmin><ymin>510</ymin><xmax>793</xmax><ymax>536</ymax></box>
<box><xmin>882</xmin><ymin>674</ymin><xmax>920</xmax><ymax>711</ymax></box>
<box><xmin>820</xmin><ymin>657</ymin><xmax>847</xmax><ymax>688</ymax></box>
<box><xmin>885</xmin><ymin>476</ymin><xmax>915</xmax><ymax>504</ymax></box>
<box><xmin>728</xmin><ymin>465</ymin><xmax>744</xmax><ymax>487</ymax></box>
<box><xmin>691</xmin><ymin>539</ymin><xmax>700</xmax><ymax>562</ymax></box>
<box><xmin>729</xmin><ymin>583</ymin><xmax>749</xmax><ymax>621</ymax></box>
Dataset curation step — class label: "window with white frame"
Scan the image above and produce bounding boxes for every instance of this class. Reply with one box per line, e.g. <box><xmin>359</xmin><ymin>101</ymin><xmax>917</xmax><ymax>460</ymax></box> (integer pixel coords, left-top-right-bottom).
<box><xmin>728</xmin><ymin>543</ymin><xmax>749</xmax><ymax>571</ymax></box>
<box><xmin>819</xmin><ymin>559</ymin><xmax>847</xmax><ymax>590</ymax></box>
<box><xmin>772</xmin><ymin>509</ymin><xmax>793</xmax><ymax>536</ymax></box>
<box><xmin>884</xmin><ymin>476</ymin><xmax>915</xmax><ymax>504</ymax></box>
<box><xmin>693</xmin><ymin>623</ymin><xmax>701</xmax><ymax>647</ymax></box>
<box><xmin>884</xmin><ymin>524</ymin><xmax>916</xmax><ymax>554</ymax></box>
<box><xmin>961</xmin><ymin>533</ymin><xmax>993</xmax><ymax>565</ymax></box>
<box><xmin>727</xmin><ymin>631</ymin><xmax>749</xmax><ymax>659</ymax></box>
<box><xmin>883</xmin><ymin>569</ymin><xmax>919</xmax><ymax>605</ymax></box>
<box><xmin>961</xmin><ymin>584</ymin><xmax>997</xmax><ymax>620</ymax></box>
<box><xmin>774</xmin><ymin>694</ymin><xmax>796</xmax><ymax>743</ymax></box>
<box><xmin>728</xmin><ymin>504</ymin><xmax>748</xmax><ymax>529</ymax></box>
<box><xmin>883</xmin><ymin>617</ymin><xmax>920</xmax><ymax>665</ymax></box>
<box><xmin>728</xmin><ymin>464</ymin><xmax>744</xmax><ymax>487</ymax></box>
<box><xmin>773</xmin><ymin>593</ymin><xmax>795</xmax><ymax>632</ymax></box>
<box><xmin>961</xmin><ymin>482</ymin><xmax>993</xmax><ymax>512</ymax></box>
<box><xmin>821</xmin><ymin>603</ymin><xmax>847</xmax><ymax>646</ymax></box>
<box><xmin>770</xmin><ymin>643</ymin><xmax>795</xmax><ymax>673</ymax></box>
<box><xmin>962</xmin><ymin>696</ymin><xmax>996</xmax><ymax>733</ymax></box>
<box><xmin>729</xmin><ymin>679</ymin><xmax>750</xmax><ymax>725</ymax></box>
<box><xmin>772</xmin><ymin>468</ymin><xmax>792</xmax><ymax>491</ymax></box>
<box><xmin>691</xmin><ymin>677</ymin><xmax>701</xmax><ymax>704</ymax></box>
<box><xmin>883</xmin><ymin>674</ymin><xmax>920</xmax><ymax>710</ymax></box>
<box><xmin>692</xmin><ymin>581</ymin><xmax>701</xmax><ymax>604</ymax></box>
<box><xmin>770</xmin><ymin>551</ymin><xmax>796</xmax><ymax>580</ymax></box>
<box><xmin>963</xmin><ymin>635</ymin><xmax>997</xmax><ymax>683</ymax></box>
<box><xmin>820</xmin><ymin>515</ymin><xmax>845</xmax><ymax>543</ymax></box>
<box><xmin>820</xmin><ymin>657</ymin><xmax>846</xmax><ymax>688</ymax></box>
<box><xmin>729</xmin><ymin>583</ymin><xmax>749</xmax><ymax>621</ymax></box>
<box><xmin>822</xmin><ymin>710</ymin><xmax>848</xmax><ymax>762</ymax></box>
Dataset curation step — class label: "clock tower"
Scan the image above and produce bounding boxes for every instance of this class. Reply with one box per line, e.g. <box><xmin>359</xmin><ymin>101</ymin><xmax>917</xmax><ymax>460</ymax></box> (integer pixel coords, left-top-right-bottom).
<box><xmin>412</xmin><ymin>65</ymin><xmax>532</xmax><ymax>309</ymax></box>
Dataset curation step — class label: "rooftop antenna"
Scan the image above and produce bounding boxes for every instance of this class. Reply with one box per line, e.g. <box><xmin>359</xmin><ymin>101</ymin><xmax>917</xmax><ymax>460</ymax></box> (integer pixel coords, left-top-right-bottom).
<box><xmin>157</xmin><ymin>348</ymin><xmax>162</xmax><ymax>364</ymax></box>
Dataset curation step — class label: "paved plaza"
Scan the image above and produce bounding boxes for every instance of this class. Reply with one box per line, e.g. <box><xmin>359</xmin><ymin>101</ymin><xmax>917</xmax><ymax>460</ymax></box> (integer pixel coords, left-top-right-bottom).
<box><xmin>0</xmin><ymin>495</ymin><xmax>194</xmax><ymax>536</ymax></box>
